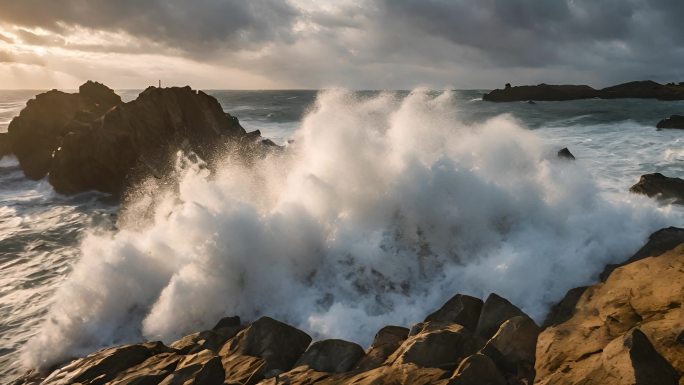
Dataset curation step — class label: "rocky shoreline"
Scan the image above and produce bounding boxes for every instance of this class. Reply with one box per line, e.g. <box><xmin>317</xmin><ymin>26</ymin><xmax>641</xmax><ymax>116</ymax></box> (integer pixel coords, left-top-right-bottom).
<box><xmin>482</xmin><ymin>80</ymin><xmax>684</xmax><ymax>102</ymax></box>
<box><xmin>12</xmin><ymin>227</ymin><xmax>684</xmax><ymax>385</ymax></box>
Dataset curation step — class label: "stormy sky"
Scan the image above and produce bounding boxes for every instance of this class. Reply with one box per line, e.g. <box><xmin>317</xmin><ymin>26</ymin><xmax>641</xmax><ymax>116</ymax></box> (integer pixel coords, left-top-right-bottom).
<box><xmin>0</xmin><ymin>0</ymin><xmax>682</xmax><ymax>89</ymax></box>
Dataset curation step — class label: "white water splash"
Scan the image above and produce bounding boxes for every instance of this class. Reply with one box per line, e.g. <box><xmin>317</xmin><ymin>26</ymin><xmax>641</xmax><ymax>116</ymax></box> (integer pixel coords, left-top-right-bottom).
<box><xmin>24</xmin><ymin>89</ymin><xmax>671</xmax><ymax>369</ymax></box>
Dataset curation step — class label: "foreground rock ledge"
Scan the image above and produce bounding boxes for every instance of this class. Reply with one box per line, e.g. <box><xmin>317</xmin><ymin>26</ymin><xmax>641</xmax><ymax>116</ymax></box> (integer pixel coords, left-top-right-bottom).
<box><xmin>14</xmin><ymin>228</ymin><xmax>683</xmax><ymax>385</ymax></box>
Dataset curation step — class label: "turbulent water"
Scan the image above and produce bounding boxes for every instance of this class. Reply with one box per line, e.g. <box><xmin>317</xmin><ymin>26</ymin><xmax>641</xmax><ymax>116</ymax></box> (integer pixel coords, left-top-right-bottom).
<box><xmin>1</xmin><ymin>88</ymin><xmax>683</xmax><ymax>382</ymax></box>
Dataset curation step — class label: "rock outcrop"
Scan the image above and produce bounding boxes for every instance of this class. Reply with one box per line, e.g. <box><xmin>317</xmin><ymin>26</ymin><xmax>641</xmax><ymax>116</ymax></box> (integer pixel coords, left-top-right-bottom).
<box><xmin>13</xmin><ymin>228</ymin><xmax>684</xmax><ymax>385</ymax></box>
<box><xmin>483</xmin><ymin>80</ymin><xmax>684</xmax><ymax>102</ymax></box>
<box><xmin>5</xmin><ymin>82</ymin><xmax>273</xmax><ymax>196</ymax></box>
<box><xmin>6</xmin><ymin>81</ymin><xmax>122</xmax><ymax>179</ymax></box>
<box><xmin>657</xmin><ymin>115</ymin><xmax>684</xmax><ymax>129</ymax></box>
<box><xmin>535</xmin><ymin>243</ymin><xmax>684</xmax><ymax>385</ymax></box>
<box><xmin>557</xmin><ymin>147</ymin><xmax>575</xmax><ymax>160</ymax></box>
<box><xmin>630</xmin><ymin>173</ymin><xmax>684</xmax><ymax>204</ymax></box>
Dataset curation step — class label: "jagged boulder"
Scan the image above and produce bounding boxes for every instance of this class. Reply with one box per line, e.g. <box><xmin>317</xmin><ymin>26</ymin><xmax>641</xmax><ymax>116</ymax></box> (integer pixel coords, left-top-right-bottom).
<box><xmin>36</xmin><ymin>341</ymin><xmax>174</xmax><ymax>385</ymax></box>
<box><xmin>6</xmin><ymin>81</ymin><xmax>121</xmax><ymax>179</ymax></box>
<box><xmin>600</xmin><ymin>226</ymin><xmax>684</xmax><ymax>281</ymax></box>
<box><xmin>630</xmin><ymin>173</ymin><xmax>684</xmax><ymax>205</ymax></box>
<box><xmin>388</xmin><ymin>323</ymin><xmax>478</xmax><ymax>370</ymax></box>
<box><xmin>295</xmin><ymin>339</ymin><xmax>365</xmax><ymax>373</ymax></box>
<box><xmin>424</xmin><ymin>294</ymin><xmax>483</xmax><ymax>331</ymax></box>
<box><xmin>448</xmin><ymin>353</ymin><xmax>506</xmax><ymax>385</ymax></box>
<box><xmin>219</xmin><ymin>317</ymin><xmax>312</xmax><ymax>374</ymax></box>
<box><xmin>657</xmin><ymin>115</ymin><xmax>684</xmax><ymax>129</ymax></box>
<box><xmin>535</xmin><ymin>244</ymin><xmax>684</xmax><ymax>384</ymax></box>
<box><xmin>169</xmin><ymin>330</ymin><xmax>235</xmax><ymax>355</ymax></box>
<box><xmin>557</xmin><ymin>147</ymin><xmax>575</xmax><ymax>160</ymax></box>
<box><xmin>354</xmin><ymin>326</ymin><xmax>409</xmax><ymax>371</ymax></box>
<box><xmin>475</xmin><ymin>293</ymin><xmax>529</xmax><ymax>341</ymax></box>
<box><xmin>156</xmin><ymin>350</ymin><xmax>224</xmax><ymax>385</ymax></box>
<box><xmin>481</xmin><ymin>316</ymin><xmax>539</xmax><ymax>384</ymax></box>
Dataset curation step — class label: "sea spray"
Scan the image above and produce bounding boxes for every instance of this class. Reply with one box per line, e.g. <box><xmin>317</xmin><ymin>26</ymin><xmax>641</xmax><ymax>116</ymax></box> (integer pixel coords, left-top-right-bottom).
<box><xmin>23</xmin><ymin>89</ymin><xmax>669</xmax><ymax>369</ymax></box>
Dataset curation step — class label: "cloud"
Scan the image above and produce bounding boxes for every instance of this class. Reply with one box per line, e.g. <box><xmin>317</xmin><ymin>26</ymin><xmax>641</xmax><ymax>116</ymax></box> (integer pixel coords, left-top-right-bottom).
<box><xmin>0</xmin><ymin>0</ymin><xmax>683</xmax><ymax>88</ymax></box>
<box><xmin>0</xmin><ymin>0</ymin><xmax>299</xmax><ymax>55</ymax></box>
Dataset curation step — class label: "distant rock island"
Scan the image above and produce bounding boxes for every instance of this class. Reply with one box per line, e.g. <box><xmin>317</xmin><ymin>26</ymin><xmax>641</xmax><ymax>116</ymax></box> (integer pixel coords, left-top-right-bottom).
<box><xmin>482</xmin><ymin>80</ymin><xmax>684</xmax><ymax>102</ymax></box>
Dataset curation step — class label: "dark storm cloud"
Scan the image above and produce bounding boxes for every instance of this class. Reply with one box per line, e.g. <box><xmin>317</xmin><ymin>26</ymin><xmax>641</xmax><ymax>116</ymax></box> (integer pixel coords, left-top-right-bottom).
<box><xmin>0</xmin><ymin>0</ymin><xmax>298</xmax><ymax>54</ymax></box>
<box><xmin>379</xmin><ymin>0</ymin><xmax>684</xmax><ymax>83</ymax></box>
<box><xmin>1</xmin><ymin>0</ymin><xmax>683</xmax><ymax>87</ymax></box>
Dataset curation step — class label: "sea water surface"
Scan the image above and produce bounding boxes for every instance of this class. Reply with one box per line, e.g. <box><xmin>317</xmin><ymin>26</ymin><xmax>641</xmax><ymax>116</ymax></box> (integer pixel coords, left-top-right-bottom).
<box><xmin>1</xmin><ymin>89</ymin><xmax>683</xmax><ymax>382</ymax></box>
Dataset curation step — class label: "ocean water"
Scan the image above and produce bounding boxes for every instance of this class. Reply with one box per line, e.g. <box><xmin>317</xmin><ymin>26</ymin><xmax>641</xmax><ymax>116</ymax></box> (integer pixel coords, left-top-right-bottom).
<box><xmin>1</xmin><ymin>89</ymin><xmax>683</xmax><ymax>382</ymax></box>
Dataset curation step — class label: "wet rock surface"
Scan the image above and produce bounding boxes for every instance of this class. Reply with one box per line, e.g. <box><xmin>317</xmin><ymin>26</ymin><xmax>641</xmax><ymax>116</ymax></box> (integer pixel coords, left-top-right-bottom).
<box><xmin>13</xmin><ymin>228</ymin><xmax>684</xmax><ymax>385</ymax></box>
<box><xmin>630</xmin><ymin>173</ymin><xmax>684</xmax><ymax>205</ymax></box>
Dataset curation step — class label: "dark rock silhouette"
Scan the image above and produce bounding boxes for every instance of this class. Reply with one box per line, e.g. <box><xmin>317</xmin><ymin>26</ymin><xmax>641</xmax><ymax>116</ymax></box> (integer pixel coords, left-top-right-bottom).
<box><xmin>6</xmin><ymin>81</ymin><xmax>121</xmax><ymax>179</ymax></box>
<box><xmin>629</xmin><ymin>173</ymin><xmax>684</xmax><ymax>205</ymax></box>
<box><xmin>557</xmin><ymin>147</ymin><xmax>575</xmax><ymax>160</ymax></box>
<box><xmin>483</xmin><ymin>80</ymin><xmax>684</xmax><ymax>102</ymax></box>
<box><xmin>657</xmin><ymin>115</ymin><xmax>684</xmax><ymax>129</ymax></box>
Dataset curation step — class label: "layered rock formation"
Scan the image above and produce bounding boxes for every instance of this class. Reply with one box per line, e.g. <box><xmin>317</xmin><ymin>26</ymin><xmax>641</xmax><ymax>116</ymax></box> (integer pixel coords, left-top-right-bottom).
<box><xmin>657</xmin><ymin>115</ymin><xmax>684</xmax><ymax>129</ymax></box>
<box><xmin>3</xmin><ymin>82</ymin><xmax>272</xmax><ymax>196</ymax></box>
<box><xmin>483</xmin><ymin>80</ymin><xmax>684</xmax><ymax>102</ymax></box>
<box><xmin>630</xmin><ymin>173</ymin><xmax>684</xmax><ymax>205</ymax></box>
<box><xmin>14</xmin><ymin>227</ymin><xmax>683</xmax><ymax>384</ymax></box>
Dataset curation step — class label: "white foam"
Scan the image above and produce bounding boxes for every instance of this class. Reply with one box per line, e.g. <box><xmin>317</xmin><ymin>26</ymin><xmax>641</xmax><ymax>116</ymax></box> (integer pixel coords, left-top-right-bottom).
<box><xmin>23</xmin><ymin>89</ymin><xmax>674</xmax><ymax>369</ymax></box>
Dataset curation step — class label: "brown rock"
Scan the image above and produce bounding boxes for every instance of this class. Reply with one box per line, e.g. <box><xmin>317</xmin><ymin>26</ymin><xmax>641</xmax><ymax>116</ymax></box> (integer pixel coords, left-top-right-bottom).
<box><xmin>388</xmin><ymin>323</ymin><xmax>478</xmax><ymax>370</ymax></box>
<box><xmin>354</xmin><ymin>326</ymin><xmax>409</xmax><ymax>371</ymax></box>
<box><xmin>158</xmin><ymin>350</ymin><xmax>224</xmax><ymax>385</ymax></box>
<box><xmin>541</xmin><ymin>286</ymin><xmax>588</xmax><ymax>328</ymax></box>
<box><xmin>600</xmin><ymin>226</ymin><xmax>684</xmax><ymax>281</ymax></box>
<box><xmin>169</xmin><ymin>329</ymin><xmax>236</xmax><ymax>355</ymax></box>
<box><xmin>535</xmin><ymin>245</ymin><xmax>684</xmax><ymax>384</ymax></box>
<box><xmin>48</xmin><ymin>86</ymin><xmax>246</xmax><ymax>195</ymax></box>
<box><xmin>108</xmin><ymin>352</ymin><xmax>182</xmax><ymax>385</ymax></box>
<box><xmin>448</xmin><ymin>353</ymin><xmax>506</xmax><ymax>385</ymax></box>
<box><xmin>220</xmin><ymin>317</ymin><xmax>312</xmax><ymax>374</ymax></box>
<box><xmin>39</xmin><ymin>342</ymin><xmax>174</xmax><ymax>385</ymax></box>
<box><xmin>481</xmin><ymin>316</ymin><xmax>539</xmax><ymax>384</ymax></box>
<box><xmin>424</xmin><ymin>294</ymin><xmax>483</xmax><ymax>331</ymax></box>
<box><xmin>475</xmin><ymin>293</ymin><xmax>528</xmax><ymax>341</ymax></box>
<box><xmin>295</xmin><ymin>339</ymin><xmax>365</xmax><ymax>373</ymax></box>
